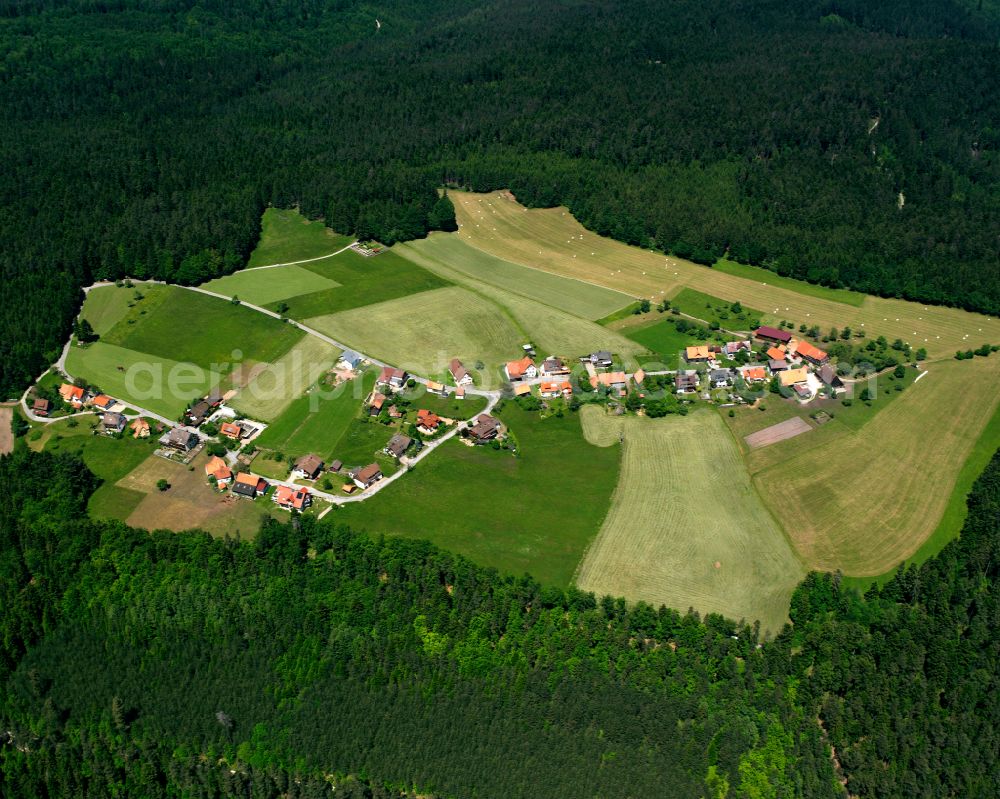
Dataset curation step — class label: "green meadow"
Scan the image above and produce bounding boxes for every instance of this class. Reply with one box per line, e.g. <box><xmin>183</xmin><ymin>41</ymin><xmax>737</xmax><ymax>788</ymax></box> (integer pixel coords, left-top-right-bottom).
<box><xmin>201</xmin><ymin>265</ymin><xmax>341</xmax><ymax>306</ymax></box>
<box><xmin>247</xmin><ymin>207</ymin><xmax>352</xmax><ymax>267</ymax></box>
<box><xmin>713</xmin><ymin>258</ymin><xmax>866</xmax><ymax>307</ymax></box>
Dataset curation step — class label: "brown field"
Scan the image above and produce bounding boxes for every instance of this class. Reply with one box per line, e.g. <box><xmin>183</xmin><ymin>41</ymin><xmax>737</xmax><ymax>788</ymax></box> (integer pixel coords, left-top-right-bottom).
<box><xmin>755</xmin><ymin>357</ymin><xmax>1000</xmax><ymax>575</ymax></box>
<box><xmin>120</xmin><ymin>452</ymin><xmax>279</xmax><ymax>539</ymax></box>
<box><xmin>453</xmin><ymin>190</ymin><xmax>999</xmax><ymax>360</ymax></box>
<box><xmin>744</xmin><ymin>416</ymin><xmax>813</xmax><ymax>449</ymax></box>
<box><xmin>0</xmin><ymin>406</ymin><xmax>13</xmax><ymax>455</ymax></box>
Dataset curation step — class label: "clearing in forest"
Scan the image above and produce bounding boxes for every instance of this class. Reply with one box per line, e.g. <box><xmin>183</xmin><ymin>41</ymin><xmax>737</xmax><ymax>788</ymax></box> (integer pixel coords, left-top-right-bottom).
<box><xmin>755</xmin><ymin>356</ymin><xmax>1000</xmax><ymax>575</ymax></box>
<box><xmin>452</xmin><ymin>191</ymin><xmax>999</xmax><ymax>360</ymax></box>
<box><xmin>247</xmin><ymin>207</ymin><xmax>352</xmax><ymax>267</ymax></box>
<box><xmin>202</xmin><ymin>265</ymin><xmax>342</xmax><ymax>307</ymax></box>
<box><xmin>306</xmin><ymin>286</ymin><xmax>526</xmax><ymax>388</ymax></box>
<box><xmin>575</xmin><ymin>407</ymin><xmax>804</xmax><ymax>635</ymax></box>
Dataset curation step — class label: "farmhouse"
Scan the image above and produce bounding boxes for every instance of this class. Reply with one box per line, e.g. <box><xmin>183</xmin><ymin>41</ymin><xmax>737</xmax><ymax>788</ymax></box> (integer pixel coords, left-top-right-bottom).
<box><xmin>467</xmin><ymin>413</ymin><xmax>500</xmax><ymax>444</ymax></box>
<box><xmin>219</xmin><ymin>421</ymin><xmax>243</xmax><ymax>440</ymax></box>
<box><xmin>59</xmin><ymin>383</ymin><xmax>86</xmax><ymax>407</ymax></box>
<box><xmin>384</xmin><ymin>434</ymin><xmax>413</xmax><ymax>459</ymax></box>
<box><xmin>539</xmin><ymin>380</ymin><xmax>573</xmax><ymax>398</ymax></box>
<box><xmin>819</xmin><ymin>364</ymin><xmax>845</xmax><ymax>392</ymax></box>
<box><xmin>350</xmin><ymin>463</ymin><xmax>383</xmax><ymax>489</ymax></box>
<box><xmin>130</xmin><ymin>417</ymin><xmax>150</xmax><ymax>438</ymax></box>
<box><xmin>91</xmin><ymin>394</ymin><xmax>115</xmax><ymax>411</ymax></box>
<box><xmin>293</xmin><ymin>454</ymin><xmax>325</xmax><ymax>480</ymax></box>
<box><xmin>541</xmin><ymin>357</ymin><xmax>570</xmax><ymax>376</ymax></box>
<box><xmin>232</xmin><ymin>472</ymin><xmax>267</xmax><ymax>498</ymax></box>
<box><xmin>426</xmin><ymin>380</ymin><xmax>448</xmax><ymax>396</ymax></box>
<box><xmin>505</xmin><ymin>356</ymin><xmax>537</xmax><ymax>381</ymax></box>
<box><xmin>591</xmin><ymin>371</ymin><xmax>627</xmax><ymax>394</ymax></box>
<box><xmin>273</xmin><ymin>485</ymin><xmax>311</xmax><ymax>511</ymax></box>
<box><xmin>779</xmin><ymin>367</ymin><xmax>809</xmax><ymax>387</ymax></box>
<box><xmin>723</xmin><ymin>340</ymin><xmax>752</xmax><ymax>357</ymax></box>
<box><xmin>204</xmin><ymin>455</ymin><xmax>233</xmax><ymax>488</ymax></box>
<box><xmin>338</xmin><ymin>350</ymin><xmax>364</xmax><ymax>370</ymax></box>
<box><xmin>376</xmin><ymin>366</ymin><xmax>408</xmax><ymax>391</ymax></box>
<box><xmin>417</xmin><ymin>409</ymin><xmax>442</xmax><ymax>434</ymax></box>
<box><xmin>165</xmin><ymin>426</ymin><xmax>199</xmax><ymax>452</ymax></box>
<box><xmin>675</xmin><ymin>372</ymin><xmax>699</xmax><ymax>393</ymax></box>
<box><xmin>685</xmin><ymin>345</ymin><xmax>712</xmax><ymax>362</ymax></box>
<box><xmin>187</xmin><ymin>400</ymin><xmax>212</xmax><ymax>426</ymax></box>
<box><xmin>710</xmin><ymin>368</ymin><xmax>734</xmax><ymax>388</ymax></box>
<box><xmin>449</xmin><ymin>358</ymin><xmax>473</xmax><ymax>385</ymax></box>
<box><xmin>794</xmin><ymin>340</ymin><xmax>829</xmax><ymax>365</ymax></box>
<box><xmin>368</xmin><ymin>392</ymin><xmax>386</xmax><ymax>416</ymax></box>
<box><xmin>32</xmin><ymin>398</ymin><xmax>51</xmax><ymax>417</ymax></box>
<box><xmin>585</xmin><ymin>351</ymin><xmax>614</xmax><ymax>368</ymax></box>
<box><xmin>755</xmin><ymin>326</ymin><xmax>792</xmax><ymax>345</ymax></box>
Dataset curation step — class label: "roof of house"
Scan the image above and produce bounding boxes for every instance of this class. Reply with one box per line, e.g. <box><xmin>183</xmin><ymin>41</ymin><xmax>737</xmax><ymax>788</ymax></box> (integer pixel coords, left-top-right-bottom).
<box><xmin>632</xmin><ymin>369</ymin><xmax>645</xmax><ymax>384</ymax></box>
<box><xmin>274</xmin><ymin>485</ymin><xmax>310</xmax><ymax>509</ymax></box>
<box><xmin>686</xmin><ymin>345</ymin><xmax>712</xmax><ymax>360</ymax></box>
<box><xmin>768</xmin><ymin>358</ymin><xmax>787</xmax><ymax>371</ymax></box>
<box><xmin>449</xmin><ymin>358</ymin><xmax>471</xmax><ymax>381</ymax></box>
<box><xmin>505</xmin><ymin>356</ymin><xmax>535</xmax><ymax>378</ymax></box>
<box><xmin>766</xmin><ymin>346</ymin><xmax>786</xmax><ymax>361</ymax></box>
<box><xmin>755</xmin><ymin>326</ymin><xmax>792</xmax><ymax>343</ymax></box>
<box><xmin>513</xmin><ymin>383</ymin><xmax>532</xmax><ymax>396</ymax></box>
<box><xmin>130</xmin><ymin>417</ymin><xmax>149</xmax><ymax>431</ymax></box>
<box><xmin>385</xmin><ymin>434</ymin><xmax>412</xmax><ymax>456</ymax></box>
<box><xmin>724</xmin><ymin>340</ymin><xmax>751</xmax><ymax>353</ymax></box>
<box><xmin>710</xmin><ymin>369</ymin><xmax>733</xmax><ymax>381</ymax></box>
<box><xmin>426</xmin><ymin>380</ymin><xmax>445</xmax><ymax>392</ymax></box>
<box><xmin>352</xmin><ymin>463</ymin><xmax>382</xmax><ymax>483</ymax></box>
<box><xmin>330</xmin><ymin>460</ymin><xmax>343</xmax><ymax>471</ymax></box>
<box><xmin>378</xmin><ymin>366</ymin><xmax>406</xmax><ymax>383</ymax></box>
<box><xmin>794</xmin><ymin>340</ymin><xmax>828</xmax><ymax>362</ymax></box>
<box><xmin>542</xmin><ymin>357</ymin><xmax>568</xmax><ymax>372</ymax></box>
<box><xmin>741</xmin><ymin>366</ymin><xmax>767</xmax><ymax>381</ymax></box>
<box><xmin>591</xmin><ymin>371</ymin><xmax>627</xmax><ymax>388</ymax></box>
<box><xmin>780</xmin><ymin>367</ymin><xmax>809</xmax><ymax>386</ymax></box>
<box><xmin>455</xmin><ymin>387</ymin><xmax>465</xmax><ymax>397</ymax></box>
<box><xmin>234</xmin><ymin>472</ymin><xmax>265</xmax><ymax>491</ymax></box>
<box><xmin>340</xmin><ymin>349</ymin><xmax>362</xmax><ymax>364</ymax></box>
<box><xmin>220</xmin><ymin>421</ymin><xmax>242</xmax><ymax>437</ymax></box>
<box><xmin>204</xmin><ymin>455</ymin><xmax>228</xmax><ymax>476</ymax></box>
<box><xmin>60</xmin><ymin>384</ymin><xmax>84</xmax><ymax>401</ymax></box>
<box><xmin>32</xmin><ymin>398</ymin><xmax>50</xmax><ymax>410</ymax></box>
<box><xmin>370</xmin><ymin>392</ymin><xmax>386</xmax><ymax>410</ymax></box>
<box><xmin>591</xmin><ymin>350</ymin><xmax>612</xmax><ymax>361</ymax></box>
<box><xmin>295</xmin><ymin>454</ymin><xmax>324</xmax><ymax>475</ymax></box>
<box><xmin>417</xmin><ymin>409</ymin><xmax>441</xmax><ymax>427</ymax></box>
<box><xmin>103</xmin><ymin>411</ymin><xmax>126</xmax><ymax>427</ymax></box>
<box><xmin>819</xmin><ymin>364</ymin><xmax>844</xmax><ymax>385</ymax></box>
<box><xmin>676</xmin><ymin>373</ymin><xmax>699</xmax><ymax>388</ymax></box>
<box><xmin>540</xmin><ymin>380</ymin><xmax>572</xmax><ymax>394</ymax></box>
<box><xmin>92</xmin><ymin>394</ymin><xmax>113</xmax><ymax>407</ymax></box>
<box><xmin>469</xmin><ymin>414</ymin><xmax>500</xmax><ymax>438</ymax></box>
<box><xmin>341</xmin><ymin>482</ymin><xmax>357</xmax><ymax>494</ymax></box>
<box><xmin>206</xmin><ymin>388</ymin><xmax>224</xmax><ymax>405</ymax></box>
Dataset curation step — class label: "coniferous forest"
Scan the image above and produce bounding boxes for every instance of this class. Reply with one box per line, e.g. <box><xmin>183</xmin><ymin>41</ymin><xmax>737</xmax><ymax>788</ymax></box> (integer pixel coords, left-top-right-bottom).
<box><xmin>1</xmin><ymin>445</ymin><xmax>1000</xmax><ymax>797</ymax></box>
<box><xmin>2</xmin><ymin>0</ymin><xmax>999</xmax><ymax>397</ymax></box>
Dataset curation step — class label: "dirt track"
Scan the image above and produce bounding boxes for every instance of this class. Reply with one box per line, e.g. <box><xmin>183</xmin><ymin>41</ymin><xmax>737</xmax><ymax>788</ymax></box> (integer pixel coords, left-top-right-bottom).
<box><xmin>744</xmin><ymin>416</ymin><xmax>812</xmax><ymax>449</ymax></box>
<box><xmin>0</xmin><ymin>406</ymin><xmax>13</xmax><ymax>455</ymax></box>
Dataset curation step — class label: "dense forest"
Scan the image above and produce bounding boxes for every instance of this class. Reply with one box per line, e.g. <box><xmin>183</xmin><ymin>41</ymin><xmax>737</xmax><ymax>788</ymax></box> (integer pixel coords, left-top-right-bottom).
<box><xmin>2</xmin><ymin>0</ymin><xmax>999</xmax><ymax>397</ymax></box>
<box><xmin>1</xmin><ymin>442</ymin><xmax>1000</xmax><ymax>797</ymax></box>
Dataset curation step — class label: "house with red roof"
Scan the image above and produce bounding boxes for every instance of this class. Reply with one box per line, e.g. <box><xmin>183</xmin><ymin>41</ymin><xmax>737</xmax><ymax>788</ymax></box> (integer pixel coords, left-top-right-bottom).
<box><xmin>273</xmin><ymin>485</ymin><xmax>311</xmax><ymax>511</ymax></box>
<box><xmin>504</xmin><ymin>356</ymin><xmax>537</xmax><ymax>381</ymax></box>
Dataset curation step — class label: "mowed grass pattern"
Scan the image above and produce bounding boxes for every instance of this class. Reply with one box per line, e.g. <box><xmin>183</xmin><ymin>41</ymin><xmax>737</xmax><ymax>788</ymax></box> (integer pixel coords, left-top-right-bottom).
<box><xmin>755</xmin><ymin>356</ymin><xmax>1000</xmax><ymax>575</ymax></box>
<box><xmin>575</xmin><ymin>407</ymin><xmax>804</xmax><ymax>635</ymax></box>
<box><xmin>80</xmin><ymin>284</ymin><xmax>142</xmax><ymax>335</ymax></box>
<box><xmin>201</xmin><ymin>265</ymin><xmax>341</xmax><ymax>307</ymax></box>
<box><xmin>306</xmin><ymin>286</ymin><xmax>525</xmax><ymax>388</ymax></box>
<box><xmin>334</xmin><ymin>405</ymin><xmax>621</xmax><ymax>587</ymax></box>
<box><xmin>453</xmin><ymin>191</ymin><xmax>1000</xmax><ymax>359</ymax></box>
<box><xmin>229</xmin><ymin>336</ymin><xmax>343</xmax><ymax>421</ymax></box>
<box><xmin>400</xmin><ymin>235</ymin><xmax>633</xmax><ymax>320</ymax></box>
<box><xmin>247</xmin><ymin>207</ymin><xmax>351</xmax><ymax>267</ymax></box>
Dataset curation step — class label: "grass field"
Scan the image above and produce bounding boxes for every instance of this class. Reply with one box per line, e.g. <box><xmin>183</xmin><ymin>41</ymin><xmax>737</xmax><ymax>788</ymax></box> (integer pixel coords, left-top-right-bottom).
<box><xmin>575</xmin><ymin>407</ymin><xmax>804</xmax><ymax>634</ymax></box>
<box><xmin>713</xmin><ymin>258</ymin><xmax>866</xmax><ymax>307</ymax></box>
<box><xmin>103</xmin><ymin>286</ymin><xmax>303</xmax><ymax>369</ymax></box>
<box><xmin>755</xmin><ymin>357</ymin><xmax>1000</xmax><ymax>575</ymax></box>
<box><xmin>306</xmin><ymin>286</ymin><xmax>526</xmax><ymax>388</ymax></box>
<box><xmin>669</xmin><ymin>287</ymin><xmax>763</xmax><ymax>331</ymax></box>
<box><xmin>80</xmin><ymin>284</ymin><xmax>148</xmax><ymax>335</ymax></box>
<box><xmin>407</xmin><ymin>390</ymin><xmax>489</xmax><ymax>420</ymax></box>
<box><xmin>333</xmin><ymin>404</ymin><xmax>621</xmax><ymax>587</ymax></box>
<box><xmin>254</xmin><ymin>370</ymin><xmax>375</xmax><ymax>460</ymax></box>
<box><xmin>623</xmin><ymin>317</ymin><xmax>710</xmax><ymax>365</ymax></box>
<box><xmin>229</xmin><ymin>336</ymin><xmax>343</xmax><ymax>421</ymax></box>
<box><xmin>202</xmin><ymin>265</ymin><xmax>341</xmax><ymax>306</ymax></box>
<box><xmin>274</xmin><ymin>249</ymin><xmax>451</xmax><ymax>318</ymax></box>
<box><xmin>453</xmin><ymin>191</ymin><xmax>999</xmax><ymax>360</ymax></box>
<box><xmin>247</xmin><ymin>208</ymin><xmax>352</xmax><ymax>267</ymax></box>
<box><xmin>65</xmin><ymin>341</ymin><xmax>215</xmax><ymax>418</ymax></box>
<box><xmin>399</xmin><ymin>234</ymin><xmax>633</xmax><ymax>320</ymax></box>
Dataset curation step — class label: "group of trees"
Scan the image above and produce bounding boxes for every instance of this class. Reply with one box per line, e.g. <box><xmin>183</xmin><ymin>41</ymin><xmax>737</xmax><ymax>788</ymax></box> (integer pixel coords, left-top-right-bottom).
<box><xmin>3</xmin><ymin>438</ymin><xmax>1000</xmax><ymax>796</ymax></box>
<box><xmin>2</xmin><ymin>0</ymin><xmax>999</xmax><ymax>399</ymax></box>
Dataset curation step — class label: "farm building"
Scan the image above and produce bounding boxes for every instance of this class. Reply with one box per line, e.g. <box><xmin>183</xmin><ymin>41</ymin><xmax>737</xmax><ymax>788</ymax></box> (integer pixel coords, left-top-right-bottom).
<box><xmin>329</xmin><ymin>460</ymin><xmax>343</xmax><ymax>473</ymax></box>
<box><xmin>755</xmin><ymin>326</ymin><xmax>792</xmax><ymax>345</ymax></box>
<box><xmin>293</xmin><ymin>454</ymin><xmax>325</xmax><ymax>480</ymax></box>
<box><xmin>232</xmin><ymin>472</ymin><xmax>267</xmax><ymax>498</ymax></box>
<box><xmin>32</xmin><ymin>398</ymin><xmax>50</xmax><ymax>417</ymax></box>
<box><xmin>384</xmin><ymin>434</ymin><xmax>413</xmax><ymax>459</ymax></box>
<box><xmin>130</xmin><ymin>418</ymin><xmax>150</xmax><ymax>438</ymax></box>
<box><xmin>710</xmin><ymin>369</ymin><xmax>734</xmax><ymax>388</ymax></box>
<box><xmin>376</xmin><ymin>366</ymin><xmax>408</xmax><ymax>391</ymax></box>
<box><xmin>417</xmin><ymin>409</ymin><xmax>442</xmax><ymax>434</ymax></box>
<box><xmin>504</xmin><ymin>356</ymin><xmax>537</xmax><ymax>381</ymax></box>
<box><xmin>449</xmin><ymin>358</ymin><xmax>473</xmax><ymax>385</ymax></box>
<box><xmin>794</xmin><ymin>340</ymin><xmax>829</xmax><ymax>365</ymax></box>
<box><xmin>59</xmin><ymin>383</ymin><xmax>86</xmax><ymax>407</ymax></box>
<box><xmin>467</xmin><ymin>413</ymin><xmax>500</xmax><ymax>444</ymax></box>
<box><xmin>766</xmin><ymin>346</ymin><xmax>786</xmax><ymax>361</ymax></box>
<box><xmin>819</xmin><ymin>365</ymin><xmax>845</xmax><ymax>392</ymax></box>
<box><xmin>350</xmin><ymin>463</ymin><xmax>383</xmax><ymax>489</ymax></box>
<box><xmin>685</xmin><ymin>345</ymin><xmax>712</xmax><ymax>362</ymax></box>
<box><xmin>273</xmin><ymin>485</ymin><xmax>311</xmax><ymax>511</ymax></box>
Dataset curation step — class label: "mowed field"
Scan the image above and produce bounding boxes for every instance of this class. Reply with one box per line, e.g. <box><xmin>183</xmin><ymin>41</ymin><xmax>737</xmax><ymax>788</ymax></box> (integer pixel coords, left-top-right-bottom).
<box><xmin>306</xmin><ymin>286</ymin><xmax>526</xmax><ymax>388</ymax></box>
<box><xmin>400</xmin><ymin>234</ymin><xmax>633</xmax><ymax>320</ymax></box>
<box><xmin>755</xmin><ymin>356</ymin><xmax>1000</xmax><ymax>575</ymax></box>
<box><xmin>335</xmin><ymin>404</ymin><xmax>621</xmax><ymax>587</ymax></box>
<box><xmin>575</xmin><ymin>407</ymin><xmax>804</xmax><ymax>635</ymax></box>
<box><xmin>80</xmin><ymin>284</ymin><xmax>142</xmax><ymax>335</ymax></box>
<box><xmin>247</xmin><ymin>207</ymin><xmax>352</xmax><ymax>267</ymax></box>
<box><xmin>229</xmin><ymin>336</ymin><xmax>343</xmax><ymax>421</ymax></box>
<box><xmin>453</xmin><ymin>191</ymin><xmax>999</xmax><ymax>360</ymax></box>
<box><xmin>202</xmin><ymin>265</ymin><xmax>341</xmax><ymax>306</ymax></box>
